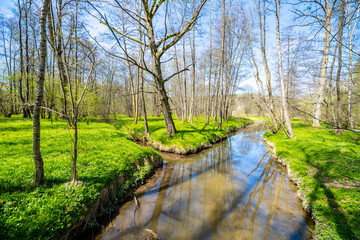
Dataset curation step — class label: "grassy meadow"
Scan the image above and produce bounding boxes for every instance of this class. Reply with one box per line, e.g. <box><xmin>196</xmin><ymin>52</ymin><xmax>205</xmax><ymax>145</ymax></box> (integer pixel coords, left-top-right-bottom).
<box><xmin>114</xmin><ymin>116</ymin><xmax>253</xmax><ymax>154</ymax></box>
<box><xmin>0</xmin><ymin>117</ymin><xmax>162</xmax><ymax>239</ymax></box>
<box><xmin>264</xmin><ymin>123</ymin><xmax>360</xmax><ymax>239</ymax></box>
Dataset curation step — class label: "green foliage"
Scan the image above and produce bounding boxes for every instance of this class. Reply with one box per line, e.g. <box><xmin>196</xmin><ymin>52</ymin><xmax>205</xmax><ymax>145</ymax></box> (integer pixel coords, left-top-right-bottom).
<box><xmin>114</xmin><ymin>116</ymin><xmax>253</xmax><ymax>153</ymax></box>
<box><xmin>0</xmin><ymin>117</ymin><xmax>161</xmax><ymax>239</ymax></box>
<box><xmin>264</xmin><ymin>124</ymin><xmax>360</xmax><ymax>239</ymax></box>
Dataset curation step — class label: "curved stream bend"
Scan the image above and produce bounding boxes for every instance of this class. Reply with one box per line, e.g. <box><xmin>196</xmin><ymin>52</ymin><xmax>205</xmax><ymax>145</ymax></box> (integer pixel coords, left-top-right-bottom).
<box><xmin>95</xmin><ymin>124</ymin><xmax>314</xmax><ymax>240</ymax></box>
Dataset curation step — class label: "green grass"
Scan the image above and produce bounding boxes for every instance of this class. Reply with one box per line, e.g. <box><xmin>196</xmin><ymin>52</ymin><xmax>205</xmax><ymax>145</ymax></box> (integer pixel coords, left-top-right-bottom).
<box><xmin>248</xmin><ymin>115</ymin><xmax>264</xmax><ymax>121</ymax></box>
<box><xmin>114</xmin><ymin>116</ymin><xmax>253</xmax><ymax>153</ymax></box>
<box><xmin>264</xmin><ymin>124</ymin><xmax>360</xmax><ymax>239</ymax></box>
<box><xmin>0</xmin><ymin>117</ymin><xmax>161</xmax><ymax>239</ymax></box>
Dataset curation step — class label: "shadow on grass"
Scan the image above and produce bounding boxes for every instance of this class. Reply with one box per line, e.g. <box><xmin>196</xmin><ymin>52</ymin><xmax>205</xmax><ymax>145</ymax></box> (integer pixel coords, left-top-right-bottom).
<box><xmin>297</xmin><ymin>146</ymin><xmax>357</xmax><ymax>239</ymax></box>
<box><xmin>0</xmin><ymin>176</ymin><xmax>71</xmax><ymax>195</ymax></box>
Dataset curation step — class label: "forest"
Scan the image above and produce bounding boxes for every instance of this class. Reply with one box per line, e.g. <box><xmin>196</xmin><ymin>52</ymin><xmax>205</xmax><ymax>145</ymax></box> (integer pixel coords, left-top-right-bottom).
<box><xmin>0</xmin><ymin>0</ymin><xmax>359</xmax><ymax>239</ymax></box>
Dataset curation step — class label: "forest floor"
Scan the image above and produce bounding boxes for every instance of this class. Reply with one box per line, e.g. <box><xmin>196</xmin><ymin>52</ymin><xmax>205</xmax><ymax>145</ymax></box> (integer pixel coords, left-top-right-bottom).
<box><xmin>114</xmin><ymin>116</ymin><xmax>253</xmax><ymax>154</ymax></box>
<box><xmin>0</xmin><ymin>117</ymin><xmax>162</xmax><ymax>240</ymax></box>
<box><xmin>263</xmin><ymin>123</ymin><xmax>360</xmax><ymax>240</ymax></box>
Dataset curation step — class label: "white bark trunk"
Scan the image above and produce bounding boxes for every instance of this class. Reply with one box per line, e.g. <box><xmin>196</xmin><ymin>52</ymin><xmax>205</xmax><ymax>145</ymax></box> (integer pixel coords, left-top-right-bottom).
<box><xmin>275</xmin><ymin>0</ymin><xmax>294</xmax><ymax>138</ymax></box>
<box><xmin>313</xmin><ymin>0</ymin><xmax>331</xmax><ymax>127</ymax></box>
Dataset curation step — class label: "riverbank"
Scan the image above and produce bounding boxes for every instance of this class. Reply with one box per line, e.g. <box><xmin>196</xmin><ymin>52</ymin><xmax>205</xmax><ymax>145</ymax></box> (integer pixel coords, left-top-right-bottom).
<box><xmin>263</xmin><ymin>124</ymin><xmax>360</xmax><ymax>239</ymax></box>
<box><xmin>114</xmin><ymin>116</ymin><xmax>253</xmax><ymax>154</ymax></box>
<box><xmin>95</xmin><ymin>123</ymin><xmax>313</xmax><ymax>239</ymax></box>
<box><xmin>0</xmin><ymin>117</ymin><xmax>162</xmax><ymax>240</ymax></box>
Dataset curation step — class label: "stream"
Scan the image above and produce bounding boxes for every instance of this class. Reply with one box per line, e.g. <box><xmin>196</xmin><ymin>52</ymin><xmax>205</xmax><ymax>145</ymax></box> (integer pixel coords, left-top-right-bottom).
<box><xmin>95</xmin><ymin>124</ymin><xmax>314</xmax><ymax>240</ymax></box>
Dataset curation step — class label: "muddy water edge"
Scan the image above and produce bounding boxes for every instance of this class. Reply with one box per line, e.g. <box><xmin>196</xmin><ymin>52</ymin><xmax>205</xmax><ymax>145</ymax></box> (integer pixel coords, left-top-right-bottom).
<box><xmin>93</xmin><ymin>124</ymin><xmax>314</xmax><ymax>240</ymax></box>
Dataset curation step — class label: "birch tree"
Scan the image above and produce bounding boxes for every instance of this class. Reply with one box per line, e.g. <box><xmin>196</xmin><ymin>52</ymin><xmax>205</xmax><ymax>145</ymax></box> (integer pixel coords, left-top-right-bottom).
<box><xmin>275</xmin><ymin>0</ymin><xmax>294</xmax><ymax>138</ymax></box>
<box><xmin>32</xmin><ymin>0</ymin><xmax>51</xmax><ymax>184</ymax></box>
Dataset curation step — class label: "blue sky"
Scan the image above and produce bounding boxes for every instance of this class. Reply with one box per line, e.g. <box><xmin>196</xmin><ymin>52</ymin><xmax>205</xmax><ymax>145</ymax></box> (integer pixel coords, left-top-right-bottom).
<box><xmin>0</xmin><ymin>0</ymin><xmax>317</xmax><ymax>94</ymax></box>
<box><xmin>0</xmin><ymin>0</ymin><xmax>13</xmax><ymax>15</ymax></box>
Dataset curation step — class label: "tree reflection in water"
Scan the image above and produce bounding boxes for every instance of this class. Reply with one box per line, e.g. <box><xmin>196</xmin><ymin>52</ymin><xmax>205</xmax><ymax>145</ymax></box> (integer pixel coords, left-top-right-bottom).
<box><xmin>96</xmin><ymin>125</ymin><xmax>314</xmax><ymax>240</ymax></box>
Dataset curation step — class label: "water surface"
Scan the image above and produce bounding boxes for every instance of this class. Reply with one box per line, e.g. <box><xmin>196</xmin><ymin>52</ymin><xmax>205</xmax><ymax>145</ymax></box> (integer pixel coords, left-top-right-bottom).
<box><xmin>95</xmin><ymin>125</ymin><xmax>314</xmax><ymax>240</ymax></box>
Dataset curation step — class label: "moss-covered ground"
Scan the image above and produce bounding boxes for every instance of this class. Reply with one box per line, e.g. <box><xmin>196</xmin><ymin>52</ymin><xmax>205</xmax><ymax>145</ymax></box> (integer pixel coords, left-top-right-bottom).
<box><xmin>264</xmin><ymin>123</ymin><xmax>360</xmax><ymax>239</ymax></box>
<box><xmin>114</xmin><ymin>116</ymin><xmax>253</xmax><ymax>154</ymax></box>
<box><xmin>0</xmin><ymin>117</ymin><xmax>161</xmax><ymax>240</ymax></box>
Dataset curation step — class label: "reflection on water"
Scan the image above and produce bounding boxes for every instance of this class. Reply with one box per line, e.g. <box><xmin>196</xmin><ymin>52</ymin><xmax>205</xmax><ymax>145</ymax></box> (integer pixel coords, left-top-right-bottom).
<box><xmin>96</xmin><ymin>125</ymin><xmax>314</xmax><ymax>240</ymax></box>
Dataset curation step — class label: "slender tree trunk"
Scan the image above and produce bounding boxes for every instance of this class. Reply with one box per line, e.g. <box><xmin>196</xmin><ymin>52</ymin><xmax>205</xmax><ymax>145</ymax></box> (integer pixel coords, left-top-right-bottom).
<box><xmin>182</xmin><ymin>38</ymin><xmax>188</xmax><ymax>123</ymax></box>
<box><xmin>32</xmin><ymin>0</ymin><xmax>50</xmax><ymax>185</ymax></box>
<box><xmin>71</xmin><ymin>120</ymin><xmax>78</xmax><ymax>183</ymax></box>
<box><xmin>18</xmin><ymin>0</ymin><xmax>30</xmax><ymax>118</ymax></box>
<box><xmin>137</xmin><ymin>7</ymin><xmax>148</xmax><ymax>137</ymax></box>
<box><xmin>218</xmin><ymin>0</ymin><xmax>226</xmax><ymax>129</ymax></box>
<box><xmin>25</xmin><ymin>1</ymin><xmax>31</xmax><ymax>109</ymax></box>
<box><xmin>313</xmin><ymin>0</ymin><xmax>331</xmax><ymax>127</ymax></box>
<box><xmin>74</xmin><ymin>0</ymin><xmax>79</xmax><ymax>104</ymax></box>
<box><xmin>328</xmin><ymin>41</ymin><xmax>338</xmax><ymax>125</ymax></box>
<box><xmin>213</xmin><ymin>65</ymin><xmax>220</xmax><ymax>122</ymax></box>
<box><xmin>347</xmin><ymin>4</ymin><xmax>358</xmax><ymax>129</ymax></box>
<box><xmin>140</xmin><ymin>62</ymin><xmax>148</xmax><ymax>138</ymax></box>
<box><xmin>335</xmin><ymin>0</ymin><xmax>345</xmax><ymax>135</ymax></box>
<box><xmin>121</xmin><ymin>14</ymin><xmax>137</xmax><ymax>123</ymax></box>
<box><xmin>2</xmin><ymin>18</ymin><xmax>12</xmax><ymax>116</ymax></box>
<box><xmin>189</xmin><ymin>12</ymin><xmax>196</xmax><ymax>123</ymax></box>
<box><xmin>257</xmin><ymin>0</ymin><xmax>277</xmax><ymax>131</ymax></box>
<box><xmin>47</xmin><ymin>1</ymin><xmax>70</xmax><ymax>126</ymax></box>
<box><xmin>206</xmin><ymin>0</ymin><xmax>212</xmax><ymax>125</ymax></box>
<box><xmin>275</xmin><ymin>0</ymin><xmax>294</xmax><ymax>138</ymax></box>
<box><xmin>174</xmin><ymin>43</ymin><xmax>184</xmax><ymax>122</ymax></box>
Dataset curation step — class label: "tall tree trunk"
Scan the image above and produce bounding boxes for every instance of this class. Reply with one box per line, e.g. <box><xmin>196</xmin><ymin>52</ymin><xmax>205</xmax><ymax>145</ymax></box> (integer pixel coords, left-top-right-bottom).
<box><xmin>335</xmin><ymin>0</ymin><xmax>345</xmax><ymax>135</ymax></box>
<box><xmin>328</xmin><ymin>41</ymin><xmax>338</xmax><ymax>125</ymax></box>
<box><xmin>137</xmin><ymin>6</ymin><xmax>148</xmax><ymax>138</ymax></box>
<box><xmin>218</xmin><ymin>0</ymin><xmax>226</xmax><ymax>129</ymax></box>
<box><xmin>74</xmin><ymin>0</ymin><xmax>79</xmax><ymax>104</ymax></box>
<box><xmin>17</xmin><ymin>0</ymin><xmax>30</xmax><ymax>118</ymax></box>
<box><xmin>2</xmin><ymin>17</ymin><xmax>13</xmax><ymax>116</ymax></box>
<box><xmin>121</xmin><ymin>13</ymin><xmax>137</xmax><ymax>123</ymax></box>
<box><xmin>206</xmin><ymin>0</ymin><xmax>212</xmax><ymax>125</ymax></box>
<box><xmin>257</xmin><ymin>0</ymin><xmax>277</xmax><ymax>131</ymax></box>
<box><xmin>347</xmin><ymin>4</ymin><xmax>358</xmax><ymax>129</ymax></box>
<box><xmin>25</xmin><ymin>1</ymin><xmax>31</xmax><ymax>110</ymax></box>
<box><xmin>182</xmin><ymin>38</ymin><xmax>187</xmax><ymax>123</ymax></box>
<box><xmin>48</xmin><ymin>0</ymin><xmax>70</xmax><ymax>127</ymax></box>
<box><xmin>275</xmin><ymin>0</ymin><xmax>294</xmax><ymax>138</ymax></box>
<box><xmin>174</xmin><ymin>43</ymin><xmax>184</xmax><ymax>122</ymax></box>
<box><xmin>32</xmin><ymin>0</ymin><xmax>50</xmax><ymax>185</ymax></box>
<box><xmin>313</xmin><ymin>0</ymin><xmax>331</xmax><ymax>127</ymax></box>
<box><xmin>189</xmin><ymin>7</ymin><xmax>196</xmax><ymax>123</ymax></box>
<box><xmin>144</xmin><ymin>16</ymin><xmax>176</xmax><ymax>136</ymax></box>
<box><xmin>213</xmin><ymin>64</ymin><xmax>220</xmax><ymax>122</ymax></box>
<box><xmin>140</xmin><ymin>60</ymin><xmax>148</xmax><ymax>138</ymax></box>
<box><xmin>45</xmin><ymin>1</ymin><xmax>69</xmax><ymax>125</ymax></box>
